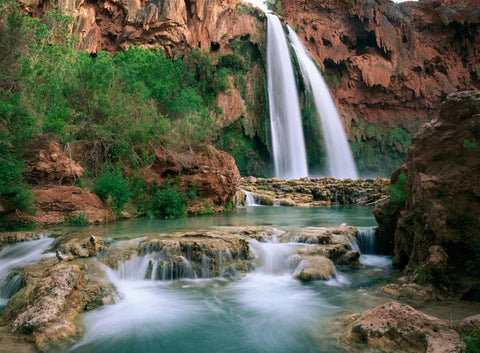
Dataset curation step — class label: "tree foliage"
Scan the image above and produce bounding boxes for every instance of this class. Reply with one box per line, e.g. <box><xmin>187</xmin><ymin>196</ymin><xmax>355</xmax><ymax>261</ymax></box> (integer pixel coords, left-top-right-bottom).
<box><xmin>0</xmin><ymin>2</ymin><xmax>229</xmax><ymax>211</ymax></box>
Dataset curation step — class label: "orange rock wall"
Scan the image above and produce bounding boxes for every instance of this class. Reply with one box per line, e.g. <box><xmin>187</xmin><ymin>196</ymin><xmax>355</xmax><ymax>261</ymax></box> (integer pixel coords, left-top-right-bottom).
<box><xmin>281</xmin><ymin>0</ymin><xmax>480</xmax><ymax>135</ymax></box>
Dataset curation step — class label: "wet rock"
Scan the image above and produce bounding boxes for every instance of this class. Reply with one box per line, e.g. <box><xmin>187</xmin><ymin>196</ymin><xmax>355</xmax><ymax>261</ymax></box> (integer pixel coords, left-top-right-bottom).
<box><xmin>294</xmin><ymin>255</ymin><xmax>335</xmax><ymax>281</ymax></box>
<box><xmin>55</xmin><ymin>235</ymin><xmax>105</xmax><ymax>261</ymax></box>
<box><xmin>382</xmin><ymin>283</ymin><xmax>437</xmax><ymax>302</ymax></box>
<box><xmin>344</xmin><ymin>301</ymin><xmax>466</xmax><ymax>353</ymax></box>
<box><xmin>0</xmin><ymin>232</ymin><xmax>57</xmax><ymax>250</ymax></box>
<box><xmin>2</xmin><ymin>259</ymin><xmax>114</xmax><ymax>351</ymax></box>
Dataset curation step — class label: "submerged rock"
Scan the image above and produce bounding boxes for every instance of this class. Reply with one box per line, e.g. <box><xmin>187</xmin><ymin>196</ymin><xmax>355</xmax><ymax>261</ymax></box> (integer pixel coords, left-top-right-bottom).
<box><xmin>344</xmin><ymin>301</ymin><xmax>466</xmax><ymax>353</ymax></box>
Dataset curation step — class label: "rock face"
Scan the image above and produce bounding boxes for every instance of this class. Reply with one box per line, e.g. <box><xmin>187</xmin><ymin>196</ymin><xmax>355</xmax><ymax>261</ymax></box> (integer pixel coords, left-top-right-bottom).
<box><xmin>144</xmin><ymin>145</ymin><xmax>241</xmax><ymax>213</ymax></box>
<box><xmin>281</xmin><ymin>0</ymin><xmax>480</xmax><ymax>133</ymax></box>
<box><xmin>239</xmin><ymin>177</ymin><xmax>389</xmax><ymax>207</ymax></box>
<box><xmin>8</xmin><ymin>186</ymin><xmax>110</xmax><ymax>225</ymax></box>
<box><xmin>24</xmin><ymin>0</ymin><xmax>262</xmax><ymax>56</ymax></box>
<box><xmin>375</xmin><ymin>91</ymin><xmax>480</xmax><ymax>298</ymax></box>
<box><xmin>1</xmin><ymin>259</ymin><xmax>114</xmax><ymax>351</ymax></box>
<box><xmin>344</xmin><ymin>301</ymin><xmax>466</xmax><ymax>353</ymax></box>
<box><xmin>24</xmin><ymin>140</ymin><xmax>83</xmax><ymax>185</ymax></box>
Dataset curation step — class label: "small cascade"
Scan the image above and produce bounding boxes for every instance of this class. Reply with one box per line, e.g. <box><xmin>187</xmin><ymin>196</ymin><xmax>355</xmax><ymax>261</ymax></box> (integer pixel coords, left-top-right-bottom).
<box><xmin>349</xmin><ymin>227</ymin><xmax>392</xmax><ymax>268</ymax></box>
<box><xmin>266</xmin><ymin>13</ymin><xmax>309</xmax><ymax>179</ymax></box>
<box><xmin>357</xmin><ymin>227</ymin><xmax>377</xmax><ymax>254</ymax></box>
<box><xmin>113</xmin><ymin>248</ymin><xmax>238</xmax><ymax>281</ymax></box>
<box><xmin>244</xmin><ymin>190</ymin><xmax>259</xmax><ymax>206</ymax></box>
<box><xmin>249</xmin><ymin>238</ymin><xmax>300</xmax><ymax>275</ymax></box>
<box><xmin>287</xmin><ymin>26</ymin><xmax>358</xmax><ymax>179</ymax></box>
<box><xmin>0</xmin><ymin>237</ymin><xmax>54</xmax><ymax>305</ymax></box>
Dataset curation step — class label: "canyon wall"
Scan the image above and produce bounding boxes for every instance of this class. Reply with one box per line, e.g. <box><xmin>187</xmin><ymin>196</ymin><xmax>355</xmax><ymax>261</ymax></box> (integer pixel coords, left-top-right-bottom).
<box><xmin>20</xmin><ymin>0</ymin><xmax>480</xmax><ymax>177</ymax></box>
<box><xmin>375</xmin><ymin>90</ymin><xmax>480</xmax><ymax>299</ymax></box>
<box><xmin>281</xmin><ymin>0</ymin><xmax>480</xmax><ymax>174</ymax></box>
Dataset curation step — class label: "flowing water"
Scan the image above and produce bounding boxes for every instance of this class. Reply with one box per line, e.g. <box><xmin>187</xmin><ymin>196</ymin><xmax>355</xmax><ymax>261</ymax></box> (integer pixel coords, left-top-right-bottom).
<box><xmin>288</xmin><ymin>27</ymin><xmax>358</xmax><ymax>179</ymax></box>
<box><xmin>0</xmin><ymin>237</ymin><xmax>54</xmax><ymax>308</ymax></box>
<box><xmin>266</xmin><ymin>13</ymin><xmax>309</xmax><ymax>179</ymax></box>
<box><xmin>62</xmin><ymin>206</ymin><xmax>398</xmax><ymax>353</ymax></box>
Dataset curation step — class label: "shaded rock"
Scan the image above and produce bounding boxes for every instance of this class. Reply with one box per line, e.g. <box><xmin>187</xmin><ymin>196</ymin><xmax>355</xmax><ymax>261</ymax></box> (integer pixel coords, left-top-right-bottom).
<box><xmin>294</xmin><ymin>255</ymin><xmax>335</xmax><ymax>281</ymax></box>
<box><xmin>375</xmin><ymin>91</ymin><xmax>480</xmax><ymax>297</ymax></box>
<box><xmin>336</xmin><ymin>250</ymin><xmax>362</xmax><ymax>268</ymax></box>
<box><xmin>458</xmin><ymin>314</ymin><xmax>480</xmax><ymax>335</ymax></box>
<box><xmin>344</xmin><ymin>301</ymin><xmax>466</xmax><ymax>353</ymax></box>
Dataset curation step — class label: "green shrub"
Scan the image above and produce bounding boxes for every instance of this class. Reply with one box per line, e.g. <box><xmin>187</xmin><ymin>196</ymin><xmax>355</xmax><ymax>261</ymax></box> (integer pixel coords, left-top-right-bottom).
<box><xmin>463</xmin><ymin>139</ymin><xmax>479</xmax><ymax>152</ymax></box>
<box><xmin>388</xmin><ymin>172</ymin><xmax>407</xmax><ymax>209</ymax></box>
<box><xmin>148</xmin><ymin>178</ymin><xmax>187</xmax><ymax>218</ymax></box>
<box><xmin>66</xmin><ymin>213</ymin><xmax>89</xmax><ymax>226</ymax></box>
<box><xmin>200</xmin><ymin>201</ymin><xmax>215</xmax><ymax>215</ymax></box>
<box><xmin>462</xmin><ymin>330</ymin><xmax>480</xmax><ymax>353</ymax></box>
<box><xmin>94</xmin><ymin>165</ymin><xmax>130</xmax><ymax>215</ymax></box>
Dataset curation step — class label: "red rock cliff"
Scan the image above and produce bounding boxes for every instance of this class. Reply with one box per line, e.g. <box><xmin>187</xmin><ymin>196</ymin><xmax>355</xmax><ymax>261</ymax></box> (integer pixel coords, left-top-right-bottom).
<box><xmin>281</xmin><ymin>0</ymin><xmax>480</xmax><ymax>136</ymax></box>
<box><xmin>375</xmin><ymin>91</ymin><xmax>480</xmax><ymax>299</ymax></box>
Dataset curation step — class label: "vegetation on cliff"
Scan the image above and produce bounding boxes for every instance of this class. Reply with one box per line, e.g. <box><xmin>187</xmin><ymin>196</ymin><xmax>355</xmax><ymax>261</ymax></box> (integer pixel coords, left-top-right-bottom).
<box><xmin>0</xmin><ymin>2</ymin><xmax>237</xmax><ymax>217</ymax></box>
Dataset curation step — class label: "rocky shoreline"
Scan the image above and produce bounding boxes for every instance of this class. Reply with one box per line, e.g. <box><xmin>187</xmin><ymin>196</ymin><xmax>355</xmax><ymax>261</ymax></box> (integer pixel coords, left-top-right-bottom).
<box><xmin>0</xmin><ymin>227</ymin><xmax>479</xmax><ymax>353</ymax></box>
<box><xmin>238</xmin><ymin>177</ymin><xmax>389</xmax><ymax>207</ymax></box>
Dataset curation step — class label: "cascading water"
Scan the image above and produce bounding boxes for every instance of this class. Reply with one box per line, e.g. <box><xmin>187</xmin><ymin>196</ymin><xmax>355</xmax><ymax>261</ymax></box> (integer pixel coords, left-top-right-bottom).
<box><xmin>267</xmin><ymin>14</ymin><xmax>309</xmax><ymax>179</ymax></box>
<box><xmin>243</xmin><ymin>190</ymin><xmax>259</xmax><ymax>206</ymax></box>
<box><xmin>287</xmin><ymin>26</ymin><xmax>358</xmax><ymax>179</ymax></box>
<box><xmin>349</xmin><ymin>227</ymin><xmax>392</xmax><ymax>267</ymax></box>
<box><xmin>0</xmin><ymin>237</ymin><xmax>54</xmax><ymax>306</ymax></box>
<box><xmin>357</xmin><ymin>227</ymin><xmax>377</xmax><ymax>254</ymax></box>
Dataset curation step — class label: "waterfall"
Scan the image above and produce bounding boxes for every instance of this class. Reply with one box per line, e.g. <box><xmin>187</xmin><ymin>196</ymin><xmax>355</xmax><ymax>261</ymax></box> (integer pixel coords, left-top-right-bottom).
<box><xmin>112</xmin><ymin>249</ymin><xmax>237</xmax><ymax>281</ymax></box>
<box><xmin>267</xmin><ymin>14</ymin><xmax>309</xmax><ymax>179</ymax></box>
<box><xmin>350</xmin><ymin>227</ymin><xmax>392</xmax><ymax>267</ymax></box>
<box><xmin>287</xmin><ymin>26</ymin><xmax>358</xmax><ymax>179</ymax></box>
<box><xmin>357</xmin><ymin>227</ymin><xmax>376</xmax><ymax>254</ymax></box>
<box><xmin>243</xmin><ymin>190</ymin><xmax>259</xmax><ymax>206</ymax></box>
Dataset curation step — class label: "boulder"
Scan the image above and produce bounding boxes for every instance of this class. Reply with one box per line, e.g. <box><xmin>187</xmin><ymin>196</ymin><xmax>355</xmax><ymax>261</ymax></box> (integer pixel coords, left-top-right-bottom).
<box><xmin>344</xmin><ymin>301</ymin><xmax>466</xmax><ymax>353</ymax></box>
<box><xmin>294</xmin><ymin>256</ymin><xmax>335</xmax><ymax>281</ymax></box>
<box><xmin>2</xmin><ymin>259</ymin><xmax>114</xmax><ymax>351</ymax></box>
<box><xmin>144</xmin><ymin>145</ymin><xmax>241</xmax><ymax>213</ymax></box>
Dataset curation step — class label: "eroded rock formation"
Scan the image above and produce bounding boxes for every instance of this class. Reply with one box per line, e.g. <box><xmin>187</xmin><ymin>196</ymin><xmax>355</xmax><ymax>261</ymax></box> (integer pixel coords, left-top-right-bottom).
<box><xmin>144</xmin><ymin>145</ymin><xmax>241</xmax><ymax>213</ymax></box>
<box><xmin>281</xmin><ymin>0</ymin><xmax>480</xmax><ymax>132</ymax></box>
<box><xmin>374</xmin><ymin>90</ymin><xmax>480</xmax><ymax>298</ymax></box>
<box><xmin>238</xmin><ymin>176</ymin><xmax>389</xmax><ymax>206</ymax></box>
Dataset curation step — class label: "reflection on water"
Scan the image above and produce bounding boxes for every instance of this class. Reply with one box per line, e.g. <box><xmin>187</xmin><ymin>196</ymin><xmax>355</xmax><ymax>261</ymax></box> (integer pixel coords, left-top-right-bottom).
<box><xmin>68</xmin><ymin>206</ymin><xmax>377</xmax><ymax>240</ymax></box>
